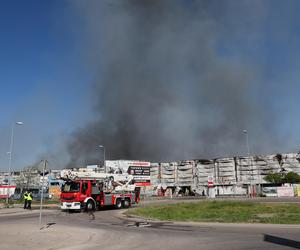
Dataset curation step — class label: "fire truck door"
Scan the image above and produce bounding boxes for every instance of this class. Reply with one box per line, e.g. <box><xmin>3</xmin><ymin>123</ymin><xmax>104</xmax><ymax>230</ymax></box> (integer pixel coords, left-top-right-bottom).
<box><xmin>81</xmin><ymin>182</ymin><xmax>88</xmax><ymax>199</ymax></box>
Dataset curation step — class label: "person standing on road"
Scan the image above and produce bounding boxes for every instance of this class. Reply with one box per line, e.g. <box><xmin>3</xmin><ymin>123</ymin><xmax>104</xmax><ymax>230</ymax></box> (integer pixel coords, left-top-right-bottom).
<box><xmin>27</xmin><ymin>192</ymin><xmax>33</xmax><ymax>210</ymax></box>
<box><xmin>23</xmin><ymin>191</ymin><xmax>28</xmax><ymax>209</ymax></box>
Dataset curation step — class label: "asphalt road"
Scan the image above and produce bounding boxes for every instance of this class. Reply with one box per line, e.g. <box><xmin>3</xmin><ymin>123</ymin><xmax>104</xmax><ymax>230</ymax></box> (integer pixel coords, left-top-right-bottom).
<box><xmin>0</xmin><ymin>198</ymin><xmax>299</xmax><ymax>250</ymax></box>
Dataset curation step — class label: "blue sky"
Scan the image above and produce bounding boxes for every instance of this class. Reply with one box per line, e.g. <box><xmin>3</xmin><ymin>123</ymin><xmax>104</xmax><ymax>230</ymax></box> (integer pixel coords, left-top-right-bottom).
<box><xmin>0</xmin><ymin>1</ymin><xmax>93</xmax><ymax>170</ymax></box>
<box><xmin>1</xmin><ymin>0</ymin><xmax>300</xmax><ymax>170</ymax></box>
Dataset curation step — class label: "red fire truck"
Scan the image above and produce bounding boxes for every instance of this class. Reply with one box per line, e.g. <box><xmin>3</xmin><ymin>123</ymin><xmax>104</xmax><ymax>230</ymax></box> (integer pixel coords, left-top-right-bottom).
<box><xmin>60</xmin><ymin>170</ymin><xmax>140</xmax><ymax>211</ymax></box>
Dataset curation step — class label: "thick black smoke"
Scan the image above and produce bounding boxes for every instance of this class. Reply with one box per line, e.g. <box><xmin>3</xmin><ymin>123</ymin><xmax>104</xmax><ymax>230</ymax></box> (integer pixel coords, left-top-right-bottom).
<box><xmin>67</xmin><ymin>0</ymin><xmax>276</xmax><ymax>166</ymax></box>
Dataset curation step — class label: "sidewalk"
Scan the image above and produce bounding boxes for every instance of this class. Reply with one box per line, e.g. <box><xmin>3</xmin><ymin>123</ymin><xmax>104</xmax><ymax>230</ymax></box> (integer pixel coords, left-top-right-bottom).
<box><xmin>0</xmin><ymin>203</ymin><xmax>59</xmax><ymax>216</ymax></box>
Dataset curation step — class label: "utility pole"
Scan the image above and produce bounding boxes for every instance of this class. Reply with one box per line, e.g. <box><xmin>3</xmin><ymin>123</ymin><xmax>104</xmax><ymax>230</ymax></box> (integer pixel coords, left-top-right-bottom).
<box><xmin>243</xmin><ymin>130</ymin><xmax>252</xmax><ymax>198</ymax></box>
<box><xmin>6</xmin><ymin>121</ymin><xmax>24</xmax><ymax>204</ymax></box>
<box><xmin>98</xmin><ymin>145</ymin><xmax>106</xmax><ymax>173</ymax></box>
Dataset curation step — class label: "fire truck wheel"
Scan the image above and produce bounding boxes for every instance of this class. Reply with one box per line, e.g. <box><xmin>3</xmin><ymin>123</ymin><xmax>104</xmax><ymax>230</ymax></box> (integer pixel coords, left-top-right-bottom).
<box><xmin>85</xmin><ymin>200</ymin><xmax>95</xmax><ymax>211</ymax></box>
<box><xmin>123</xmin><ymin>198</ymin><xmax>131</xmax><ymax>208</ymax></box>
<box><xmin>115</xmin><ymin>199</ymin><xmax>122</xmax><ymax>209</ymax></box>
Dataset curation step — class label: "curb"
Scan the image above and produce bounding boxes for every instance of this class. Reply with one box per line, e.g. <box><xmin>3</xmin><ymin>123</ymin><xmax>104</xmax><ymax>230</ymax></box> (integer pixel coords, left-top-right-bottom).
<box><xmin>119</xmin><ymin>207</ymin><xmax>300</xmax><ymax>229</ymax></box>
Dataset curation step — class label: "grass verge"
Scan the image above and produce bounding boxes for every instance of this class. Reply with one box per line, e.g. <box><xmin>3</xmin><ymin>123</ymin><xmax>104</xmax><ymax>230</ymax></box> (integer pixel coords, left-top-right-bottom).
<box><xmin>128</xmin><ymin>201</ymin><xmax>300</xmax><ymax>224</ymax></box>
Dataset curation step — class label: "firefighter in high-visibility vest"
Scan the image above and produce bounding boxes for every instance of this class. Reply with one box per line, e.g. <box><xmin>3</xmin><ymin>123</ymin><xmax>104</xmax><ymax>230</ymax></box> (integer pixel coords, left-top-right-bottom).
<box><xmin>23</xmin><ymin>191</ymin><xmax>28</xmax><ymax>209</ymax></box>
<box><xmin>27</xmin><ymin>192</ymin><xmax>33</xmax><ymax>210</ymax></box>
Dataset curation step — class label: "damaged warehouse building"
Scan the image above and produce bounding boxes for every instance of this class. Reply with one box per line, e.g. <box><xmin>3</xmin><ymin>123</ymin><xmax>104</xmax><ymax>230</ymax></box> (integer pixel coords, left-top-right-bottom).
<box><xmin>149</xmin><ymin>152</ymin><xmax>300</xmax><ymax>196</ymax></box>
<box><xmin>3</xmin><ymin>152</ymin><xmax>300</xmax><ymax>199</ymax></box>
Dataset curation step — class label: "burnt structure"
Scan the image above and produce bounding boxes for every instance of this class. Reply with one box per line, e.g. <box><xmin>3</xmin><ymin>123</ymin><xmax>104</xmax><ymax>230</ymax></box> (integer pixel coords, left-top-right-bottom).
<box><xmin>150</xmin><ymin>152</ymin><xmax>300</xmax><ymax>195</ymax></box>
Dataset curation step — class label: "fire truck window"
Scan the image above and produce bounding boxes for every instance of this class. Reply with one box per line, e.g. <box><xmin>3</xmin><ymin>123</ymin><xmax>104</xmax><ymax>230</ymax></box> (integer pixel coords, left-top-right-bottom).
<box><xmin>62</xmin><ymin>182</ymin><xmax>80</xmax><ymax>192</ymax></box>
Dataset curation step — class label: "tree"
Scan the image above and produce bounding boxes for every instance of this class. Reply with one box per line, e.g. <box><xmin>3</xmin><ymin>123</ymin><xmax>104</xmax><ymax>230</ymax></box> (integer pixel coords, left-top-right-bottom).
<box><xmin>264</xmin><ymin>171</ymin><xmax>300</xmax><ymax>184</ymax></box>
<box><xmin>283</xmin><ymin>172</ymin><xmax>300</xmax><ymax>184</ymax></box>
<box><xmin>264</xmin><ymin>172</ymin><xmax>283</xmax><ymax>184</ymax></box>
<box><xmin>15</xmin><ymin>165</ymin><xmax>39</xmax><ymax>192</ymax></box>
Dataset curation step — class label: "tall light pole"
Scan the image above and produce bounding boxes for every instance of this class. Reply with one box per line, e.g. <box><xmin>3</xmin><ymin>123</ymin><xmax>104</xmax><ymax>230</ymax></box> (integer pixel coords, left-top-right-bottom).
<box><xmin>243</xmin><ymin>129</ymin><xmax>252</xmax><ymax>197</ymax></box>
<box><xmin>39</xmin><ymin>160</ymin><xmax>48</xmax><ymax>228</ymax></box>
<box><xmin>98</xmin><ymin>145</ymin><xmax>106</xmax><ymax>173</ymax></box>
<box><xmin>6</xmin><ymin>121</ymin><xmax>24</xmax><ymax>204</ymax></box>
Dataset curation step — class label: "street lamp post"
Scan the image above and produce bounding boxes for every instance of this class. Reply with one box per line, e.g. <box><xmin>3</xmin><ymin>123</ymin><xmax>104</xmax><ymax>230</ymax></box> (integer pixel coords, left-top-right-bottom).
<box><xmin>6</xmin><ymin>121</ymin><xmax>24</xmax><ymax>204</ymax></box>
<box><xmin>39</xmin><ymin>160</ymin><xmax>48</xmax><ymax>228</ymax></box>
<box><xmin>98</xmin><ymin>145</ymin><xmax>106</xmax><ymax>173</ymax></box>
<box><xmin>243</xmin><ymin>130</ymin><xmax>252</xmax><ymax>197</ymax></box>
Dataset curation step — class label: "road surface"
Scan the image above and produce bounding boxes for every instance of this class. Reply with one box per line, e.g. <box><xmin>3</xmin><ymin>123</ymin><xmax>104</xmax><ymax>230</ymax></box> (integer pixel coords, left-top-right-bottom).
<box><xmin>0</xmin><ymin>199</ymin><xmax>299</xmax><ymax>249</ymax></box>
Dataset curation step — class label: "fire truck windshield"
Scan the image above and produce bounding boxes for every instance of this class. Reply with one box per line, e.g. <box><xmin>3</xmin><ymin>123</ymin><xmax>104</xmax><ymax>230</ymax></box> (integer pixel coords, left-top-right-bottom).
<box><xmin>62</xmin><ymin>182</ymin><xmax>80</xmax><ymax>192</ymax></box>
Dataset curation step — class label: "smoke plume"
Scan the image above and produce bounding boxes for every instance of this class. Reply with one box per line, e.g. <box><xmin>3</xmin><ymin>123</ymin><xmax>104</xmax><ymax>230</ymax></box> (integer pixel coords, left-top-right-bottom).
<box><xmin>67</xmin><ymin>0</ymin><xmax>276</xmax><ymax>166</ymax></box>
